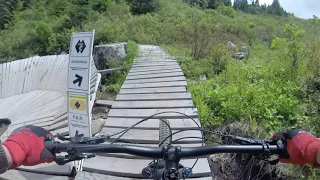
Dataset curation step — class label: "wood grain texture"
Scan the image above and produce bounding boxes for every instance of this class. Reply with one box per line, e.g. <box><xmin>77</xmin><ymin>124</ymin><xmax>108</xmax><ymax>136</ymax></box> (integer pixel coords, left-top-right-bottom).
<box><xmin>129</xmin><ymin>66</ymin><xmax>181</xmax><ymax>73</ymax></box>
<box><xmin>104</xmin><ymin>118</ymin><xmax>201</xmax><ymax>130</ymax></box>
<box><xmin>95</xmin><ymin>100</ymin><xmax>113</xmax><ymax>108</ymax></box>
<box><xmin>126</xmin><ymin>72</ymin><xmax>184</xmax><ymax>80</ymax></box>
<box><xmin>101</xmin><ymin>127</ymin><xmax>203</xmax><ymax>144</ymax></box>
<box><xmin>112</xmin><ymin>100</ymin><xmax>194</xmax><ymax>109</ymax></box>
<box><xmin>108</xmin><ymin>108</ymin><xmax>198</xmax><ymax>118</ymax></box>
<box><xmin>119</xmin><ymin>87</ymin><xmax>187</xmax><ymax>94</ymax></box>
<box><xmin>132</xmin><ymin>62</ymin><xmax>179</xmax><ymax>68</ymax></box>
<box><xmin>128</xmin><ymin>68</ymin><xmax>182</xmax><ymax>76</ymax></box>
<box><xmin>122</xmin><ymin>81</ymin><xmax>187</xmax><ymax>89</ymax></box>
<box><xmin>116</xmin><ymin>92</ymin><xmax>192</xmax><ymax>101</ymax></box>
<box><xmin>124</xmin><ymin>76</ymin><xmax>186</xmax><ymax>84</ymax></box>
<box><xmin>16</xmin><ymin>162</ymin><xmax>73</xmax><ymax>176</ymax></box>
<box><xmin>0</xmin><ymin>170</ymin><xmax>69</xmax><ymax>180</ymax></box>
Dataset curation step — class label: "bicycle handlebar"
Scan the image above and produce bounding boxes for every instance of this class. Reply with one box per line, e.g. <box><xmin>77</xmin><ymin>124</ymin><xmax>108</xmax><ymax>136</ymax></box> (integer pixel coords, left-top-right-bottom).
<box><xmin>45</xmin><ymin>141</ymin><xmax>284</xmax><ymax>159</ymax></box>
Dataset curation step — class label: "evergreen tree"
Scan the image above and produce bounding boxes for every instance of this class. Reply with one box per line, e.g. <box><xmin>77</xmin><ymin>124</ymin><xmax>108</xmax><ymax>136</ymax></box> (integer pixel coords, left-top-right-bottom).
<box><xmin>0</xmin><ymin>0</ymin><xmax>21</xmax><ymax>29</ymax></box>
<box><xmin>238</xmin><ymin>0</ymin><xmax>248</xmax><ymax>12</ymax></box>
<box><xmin>126</xmin><ymin>0</ymin><xmax>160</xmax><ymax>15</ymax></box>
<box><xmin>184</xmin><ymin>0</ymin><xmax>208</xmax><ymax>8</ymax></box>
<box><xmin>268</xmin><ymin>0</ymin><xmax>287</xmax><ymax>16</ymax></box>
<box><xmin>223</xmin><ymin>0</ymin><xmax>231</xmax><ymax>6</ymax></box>
<box><xmin>233</xmin><ymin>0</ymin><xmax>240</xmax><ymax>9</ymax></box>
<box><xmin>254</xmin><ymin>0</ymin><xmax>259</xmax><ymax>6</ymax></box>
<box><xmin>208</xmin><ymin>0</ymin><xmax>221</xmax><ymax>9</ymax></box>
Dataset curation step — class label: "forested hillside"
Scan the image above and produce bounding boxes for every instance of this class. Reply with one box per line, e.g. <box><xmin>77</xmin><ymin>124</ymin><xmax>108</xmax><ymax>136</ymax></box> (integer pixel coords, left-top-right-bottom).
<box><xmin>1</xmin><ymin>0</ymin><xmax>320</xmax><ymax>179</ymax></box>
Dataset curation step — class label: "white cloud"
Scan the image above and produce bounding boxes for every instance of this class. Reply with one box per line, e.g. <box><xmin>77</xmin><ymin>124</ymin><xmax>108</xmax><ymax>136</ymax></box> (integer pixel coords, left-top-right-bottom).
<box><xmin>233</xmin><ymin>0</ymin><xmax>320</xmax><ymax>19</ymax></box>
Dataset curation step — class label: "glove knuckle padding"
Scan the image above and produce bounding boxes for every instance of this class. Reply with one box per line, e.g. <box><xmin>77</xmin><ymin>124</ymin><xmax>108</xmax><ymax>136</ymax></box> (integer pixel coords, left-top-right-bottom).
<box><xmin>24</xmin><ymin>125</ymin><xmax>51</xmax><ymax>137</ymax></box>
<box><xmin>3</xmin><ymin>126</ymin><xmax>55</xmax><ymax>167</ymax></box>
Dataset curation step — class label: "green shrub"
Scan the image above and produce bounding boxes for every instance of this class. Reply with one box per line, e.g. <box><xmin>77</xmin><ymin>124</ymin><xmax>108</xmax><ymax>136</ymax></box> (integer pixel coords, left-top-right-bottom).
<box><xmin>218</xmin><ymin>6</ymin><xmax>235</xmax><ymax>18</ymax></box>
<box><xmin>103</xmin><ymin>41</ymin><xmax>138</xmax><ymax>93</ymax></box>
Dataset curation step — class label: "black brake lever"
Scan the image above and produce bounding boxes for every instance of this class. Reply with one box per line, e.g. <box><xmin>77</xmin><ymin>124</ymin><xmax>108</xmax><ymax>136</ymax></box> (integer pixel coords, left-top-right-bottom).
<box><xmin>54</xmin><ymin>134</ymin><xmax>109</xmax><ymax>165</ymax></box>
<box><xmin>229</xmin><ymin>135</ymin><xmax>282</xmax><ymax>165</ymax></box>
<box><xmin>57</xmin><ymin>134</ymin><xmax>110</xmax><ymax>144</ymax></box>
<box><xmin>230</xmin><ymin>135</ymin><xmax>275</xmax><ymax>145</ymax></box>
<box><xmin>55</xmin><ymin>154</ymin><xmax>96</xmax><ymax>165</ymax></box>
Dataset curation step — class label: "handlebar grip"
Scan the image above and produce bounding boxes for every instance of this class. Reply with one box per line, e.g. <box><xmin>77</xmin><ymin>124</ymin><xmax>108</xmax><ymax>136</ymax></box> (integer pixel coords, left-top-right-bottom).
<box><xmin>44</xmin><ymin>141</ymin><xmax>55</xmax><ymax>154</ymax></box>
<box><xmin>45</xmin><ymin>141</ymin><xmax>59</xmax><ymax>154</ymax></box>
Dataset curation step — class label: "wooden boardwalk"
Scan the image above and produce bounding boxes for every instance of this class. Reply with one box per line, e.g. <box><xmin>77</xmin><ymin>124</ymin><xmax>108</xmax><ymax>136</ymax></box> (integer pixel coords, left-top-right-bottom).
<box><xmin>76</xmin><ymin>45</ymin><xmax>211</xmax><ymax>179</ymax></box>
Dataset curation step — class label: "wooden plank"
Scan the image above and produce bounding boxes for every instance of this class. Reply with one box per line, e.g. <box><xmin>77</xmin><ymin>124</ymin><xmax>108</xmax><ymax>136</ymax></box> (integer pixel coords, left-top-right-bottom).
<box><xmin>0</xmin><ymin>170</ymin><xmax>69</xmax><ymax>180</ymax></box>
<box><xmin>7</xmin><ymin>61</ymin><xmax>16</xmax><ymax>97</ymax></box>
<box><xmin>112</xmin><ymin>100</ymin><xmax>194</xmax><ymax>109</ymax></box>
<box><xmin>122</xmin><ymin>81</ymin><xmax>187</xmax><ymax>89</ymax></box>
<box><xmin>124</xmin><ymin>76</ymin><xmax>186</xmax><ymax>84</ymax></box>
<box><xmin>133</xmin><ymin>60</ymin><xmax>177</xmax><ymax>64</ymax></box>
<box><xmin>130</xmin><ymin>64</ymin><xmax>180</xmax><ymax>69</ymax></box>
<box><xmin>129</xmin><ymin>66</ymin><xmax>181</xmax><ymax>73</ymax></box>
<box><xmin>116</xmin><ymin>93</ymin><xmax>192</xmax><ymax>101</ymax></box>
<box><xmin>83</xmin><ymin>156</ymin><xmax>210</xmax><ymax>178</ymax></box>
<box><xmin>127</xmin><ymin>72</ymin><xmax>184</xmax><ymax>80</ymax></box>
<box><xmin>95</xmin><ymin>100</ymin><xmax>113</xmax><ymax>108</ymax></box>
<box><xmin>101</xmin><ymin>127</ymin><xmax>202</xmax><ymax>144</ymax></box>
<box><xmin>47</xmin><ymin>120</ymin><xmax>68</xmax><ymax>131</ymax></box>
<box><xmin>108</xmin><ymin>108</ymin><xmax>198</xmax><ymax>118</ymax></box>
<box><xmin>105</xmin><ymin>118</ymin><xmax>201</xmax><ymax>130</ymax></box>
<box><xmin>0</xmin><ymin>63</ymin><xmax>3</xmax><ymax>98</ymax></box>
<box><xmin>2</xmin><ymin>62</ymin><xmax>9</xmax><ymax>97</ymax></box>
<box><xmin>133</xmin><ymin>60</ymin><xmax>178</xmax><ymax>64</ymax></box>
<box><xmin>50</xmin><ymin>127</ymin><xmax>69</xmax><ymax>137</ymax></box>
<box><xmin>119</xmin><ymin>87</ymin><xmax>187</xmax><ymax>94</ymax></box>
<box><xmin>17</xmin><ymin>162</ymin><xmax>73</xmax><ymax>176</ymax></box>
<box><xmin>128</xmin><ymin>69</ymin><xmax>182</xmax><ymax>76</ymax></box>
<box><xmin>132</xmin><ymin>62</ymin><xmax>179</xmax><ymax>68</ymax></box>
<box><xmin>75</xmin><ymin>171</ymin><xmax>212</xmax><ymax>180</ymax></box>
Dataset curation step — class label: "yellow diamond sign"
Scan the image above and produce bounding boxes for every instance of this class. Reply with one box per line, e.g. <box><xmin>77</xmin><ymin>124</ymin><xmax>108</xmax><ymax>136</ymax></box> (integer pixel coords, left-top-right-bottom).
<box><xmin>69</xmin><ymin>94</ymin><xmax>87</xmax><ymax>112</ymax></box>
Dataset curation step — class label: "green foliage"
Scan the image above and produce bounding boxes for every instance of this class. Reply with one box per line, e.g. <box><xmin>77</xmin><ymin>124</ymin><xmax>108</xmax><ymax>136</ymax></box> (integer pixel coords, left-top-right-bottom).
<box><xmin>177</xmin><ymin>51</ymin><xmax>304</xmax><ymax>135</ymax></box>
<box><xmin>234</xmin><ymin>0</ymin><xmax>289</xmax><ymax>17</ymax></box>
<box><xmin>184</xmin><ymin>0</ymin><xmax>208</xmax><ymax>8</ymax></box>
<box><xmin>126</xmin><ymin>0</ymin><xmax>160</xmax><ymax>15</ymax></box>
<box><xmin>271</xmin><ymin>24</ymin><xmax>305</xmax><ymax>69</ymax></box>
<box><xmin>29</xmin><ymin>21</ymin><xmax>53</xmax><ymax>55</ymax></box>
<box><xmin>91</xmin><ymin>0</ymin><xmax>112</xmax><ymax>12</ymax></box>
<box><xmin>103</xmin><ymin>41</ymin><xmax>138</xmax><ymax>93</ymax></box>
<box><xmin>1</xmin><ymin>0</ymin><xmax>320</xmax><ymax>177</ymax></box>
<box><xmin>217</xmin><ymin>5</ymin><xmax>235</xmax><ymax>18</ymax></box>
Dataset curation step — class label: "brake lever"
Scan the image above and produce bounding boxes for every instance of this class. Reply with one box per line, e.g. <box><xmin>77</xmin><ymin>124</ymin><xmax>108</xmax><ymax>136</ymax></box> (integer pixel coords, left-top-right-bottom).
<box><xmin>55</xmin><ymin>154</ymin><xmax>96</xmax><ymax>165</ymax></box>
<box><xmin>230</xmin><ymin>135</ymin><xmax>276</xmax><ymax>145</ymax></box>
<box><xmin>229</xmin><ymin>135</ymin><xmax>282</xmax><ymax>165</ymax></box>
<box><xmin>54</xmin><ymin>134</ymin><xmax>109</xmax><ymax>165</ymax></box>
<box><xmin>57</xmin><ymin>134</ymin><xmax>110</xmax><ymax>145</ymax></box>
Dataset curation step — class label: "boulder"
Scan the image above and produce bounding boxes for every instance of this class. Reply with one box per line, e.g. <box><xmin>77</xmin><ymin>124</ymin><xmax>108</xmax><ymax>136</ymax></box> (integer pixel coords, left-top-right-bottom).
<box><xmin>226</xmin><ymin>41</ymin><xmax>236</xmax><ymax>49</ymax></box>
<box><xmin>93</xmin><ymin>43</ymin><xmax>127</xmax><ymax>70</ymax></box>
<box><xmin>233</xmin><ymin>46</ymin><xmax>248</xmax><ymax>60</ymax></box>
<box><xmin>241</xmin><ymin>46</ymin><xmax>248</xmax><ymax>53</ymax></box>
<box><xmin>200</xmin><ymin>75</ymin><xmax>207</xmax><ymax>81</ymax></box>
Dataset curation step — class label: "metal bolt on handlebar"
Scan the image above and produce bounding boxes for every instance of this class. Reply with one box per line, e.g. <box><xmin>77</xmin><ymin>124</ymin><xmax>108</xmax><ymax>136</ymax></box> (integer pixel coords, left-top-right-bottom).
<box><xmin>181</xmin><ymin>168</ymin><xmax>193</xmax><ymax>178</ymax></box>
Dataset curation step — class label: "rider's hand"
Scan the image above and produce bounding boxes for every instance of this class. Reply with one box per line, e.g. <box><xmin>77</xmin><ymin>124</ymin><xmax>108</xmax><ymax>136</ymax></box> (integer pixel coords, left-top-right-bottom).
<box><xmin>2</xmin><ymin>125</ymin><xmax>55</xmax><ymax>168</ymax></box>
<box><xmin>272</xmin><ymin>129</ymin><xmax>320</xmax><ymax>167</ymax></box>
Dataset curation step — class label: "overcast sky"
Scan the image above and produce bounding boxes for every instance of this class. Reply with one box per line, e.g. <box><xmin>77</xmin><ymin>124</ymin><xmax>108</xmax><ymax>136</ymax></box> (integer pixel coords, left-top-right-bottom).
<box><xmin>233</xmin><ymin>0</ymin><xmax>320</xmax><ymax>19</ymax></box>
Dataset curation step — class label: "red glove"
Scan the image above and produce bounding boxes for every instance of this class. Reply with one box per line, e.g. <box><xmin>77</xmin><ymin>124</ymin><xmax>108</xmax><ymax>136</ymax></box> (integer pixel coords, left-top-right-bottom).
<box><xmin>272</xmin><ymin>129</ymin><xmax>320</xmax><ymax>167</ymax></box>
<box><xmin>2</xmin><ymin>125</ymin><xmax>55</xmax><ymax>168</ymax></box>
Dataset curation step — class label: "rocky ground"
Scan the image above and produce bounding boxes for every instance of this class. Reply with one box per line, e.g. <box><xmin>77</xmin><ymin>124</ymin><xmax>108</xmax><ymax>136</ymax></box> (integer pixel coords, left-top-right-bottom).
<box><xmin>208</xmin><ymin>122</ymin><xmax>292</xmax><ymax>180</ymax></box>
